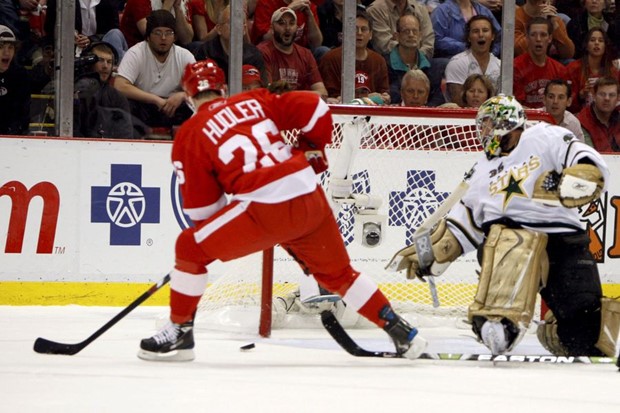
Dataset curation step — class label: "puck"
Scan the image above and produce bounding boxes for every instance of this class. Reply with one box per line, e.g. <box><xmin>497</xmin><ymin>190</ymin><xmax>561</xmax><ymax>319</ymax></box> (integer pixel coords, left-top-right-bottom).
<box><xmin>240</xmin><ymin>343</ymin><xmax>256</xmax><ymax>351</ymax></box>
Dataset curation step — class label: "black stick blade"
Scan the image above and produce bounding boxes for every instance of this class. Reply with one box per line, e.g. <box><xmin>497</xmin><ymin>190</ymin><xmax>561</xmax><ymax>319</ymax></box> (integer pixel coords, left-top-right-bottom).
<box><xmin>33</xmin><ymin>337</ymin><xmax>85</xmax><ymax>355</ymax></box>
<box><xmin>320</xmin><ymin>310</ymin><xmax>400</xmax><ymax>358</ymax></box>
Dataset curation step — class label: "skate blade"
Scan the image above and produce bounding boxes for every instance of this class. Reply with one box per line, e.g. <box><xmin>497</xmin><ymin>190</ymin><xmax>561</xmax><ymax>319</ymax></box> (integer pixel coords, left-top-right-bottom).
<box><xmin>402</xmin><ymin>334</ymin><xmax>428</xmax><ymax>360</ymax></box>
<box><xmin>137</xmin><ymin>348</ymin><xmax>195</xmax><ymax>362</ymax></box>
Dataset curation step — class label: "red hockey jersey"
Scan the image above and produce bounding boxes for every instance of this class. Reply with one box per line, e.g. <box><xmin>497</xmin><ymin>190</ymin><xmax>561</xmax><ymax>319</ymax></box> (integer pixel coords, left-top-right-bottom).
<box><xmin>172</xmin><ymin>89</ymin><xmax>333</xmax><ymax>223</ymax></box>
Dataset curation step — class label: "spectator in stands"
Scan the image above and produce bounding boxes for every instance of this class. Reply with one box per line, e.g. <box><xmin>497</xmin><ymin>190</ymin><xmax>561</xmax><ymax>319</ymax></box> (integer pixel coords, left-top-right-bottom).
<box><xmin>444</xmin><ymin>15</ymin><xmax>501</xmax><ymax>107</ymax></box>
<box><xmin>121</xmin><ymin>0</ymin><xmax>194</xmax><ymax>47</ymax></box>
<box><xmin>366</xmin><ymin>0</ymin><xmax>434</xmax><ymax>58</ymax></box>
<box><xmin>567</xmin><ymin>27</ymin><xmax>620</xmax><ymax>113</ymax></box>
<box><xmin>73</xmin><ymin>42</ymin><xmax>140</xmax><ymax>139</ymax></box>
<box><xmin>400</xmin><ymin>68</ymin><xmax>430</xmax><ymax>107</ymax></box>
<box><xmin>513</xmin><ymin>17</ymin><xmax>569</xmax><ymax>108</ymax></box>
<box><xmin>352</xmin><ymin>71</ymin><xmax>385</xmax><ymax>103</ymax></box>
<box><xmin>567</xmin><ymin>0</ymin><xmax>620</xmax><ymax>59</ymax></box>
<box><xmin>0</xmin><ymin>25</ymin><xmax>30</xmax><ymax>135</ymax></box>
<box><xmin>577</xmin><ymin>76</ymin><xmax>620</xmax><ymax>151</ymax></box>
<box><xmin>0</xmin><ymin>0</ymin><xmax>41</xmax><ymax>65</ymax></box>
<box><xmin>318</xmin><ymin>10</ymin><xmax>390</xmax><ymax>104</ymax></box>
<box><xmin>317</xmin><ymin>0</ymin><xmax>366</xmax><ymax>49</ymax></box>
<box><xmin>189</xmin><ymin>0</ymin><xmax>230</xmax><ymax>42</ymax></box>
<box><xmin>242</xmin><ymin>64</ymin><xmax>263</xmax><ymax>91</ymax></box>
<box><xmin>114</xmin><ymin>10</ymin><xmax>196</xmax><ymax>130</ymax></box>
<box><xmin>543</xmin><ymin>79</ymin><xmax>587</xmax><ymax>143</ymax></box>
<box><xmin>257</xmin><ymin>7</ymin><xmax>328</xmax><ymax>98</ymax></box>
<box><xmin>194</xmin><ymin>5</ymin><xmax>268</xmax><ymax>86</ymax></box>
<box><xmin>515</xmin><ymin>0</ymin><xmax>575</xmax><ymax>61</ymax></box>
<box><xmin>460</xmin><ymin>73</ymin><xmax>495</xmax><ymax>108</ymax></box>
<box><xmin>384</xmin><ymin>14</ymin><xmax>443</xmax><ymax>106</ymax></box>
<box><xmin>431</xmin><ymin>0</ymin><xmax>502</xmax><ymax>59</ymax></box>
<box><xmin>250</xmin><ymin>0</ymin><xmax>328</xmax><ymax>61</ymax></box>
<box><xmin>46</xmin><ymin>0</ymin><xmax>128</xmax><ymax>62</ymax></box>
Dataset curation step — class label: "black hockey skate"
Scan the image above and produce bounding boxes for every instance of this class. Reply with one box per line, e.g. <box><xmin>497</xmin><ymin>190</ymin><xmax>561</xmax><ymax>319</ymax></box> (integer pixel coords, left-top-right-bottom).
<box><xmin>138</xmin><ymin>320</ymin><xmax>195</xmax><ymax>362</ymax></box>
<box><xmin>380</xmin><ymin>306</ymin><xmax>427</xmax><ymax>359</ymax></box>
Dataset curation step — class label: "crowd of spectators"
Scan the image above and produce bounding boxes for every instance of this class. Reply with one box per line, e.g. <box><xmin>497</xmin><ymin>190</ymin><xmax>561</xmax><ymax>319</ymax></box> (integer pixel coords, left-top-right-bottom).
<box><xmin>0</xmin><ymin>0</ymin><xmax>619</xmax><ymax>152</ymax></box>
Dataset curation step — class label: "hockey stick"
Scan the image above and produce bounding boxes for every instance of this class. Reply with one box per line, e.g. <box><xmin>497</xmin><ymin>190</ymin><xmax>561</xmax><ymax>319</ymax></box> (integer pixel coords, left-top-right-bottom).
<box><xmin>321</xmin><ymin>311</ymin><xmax>616</xmax><ymax>364</ymax></box>
<box><xmin>33</xmin><ymin>274</ymin><xmax>171</xmax><ymax>355</ymax></box>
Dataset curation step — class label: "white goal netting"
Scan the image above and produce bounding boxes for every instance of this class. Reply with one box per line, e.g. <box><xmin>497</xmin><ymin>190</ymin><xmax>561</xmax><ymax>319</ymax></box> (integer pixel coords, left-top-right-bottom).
<box><xmin>194</xmin><ymin>105</ymin><xmax>552</xmax><ymax>332</ymax></box>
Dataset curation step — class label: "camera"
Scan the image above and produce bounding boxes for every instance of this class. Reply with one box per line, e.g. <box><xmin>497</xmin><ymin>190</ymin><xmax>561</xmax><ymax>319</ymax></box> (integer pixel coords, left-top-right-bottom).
<box><xmin>354</xmin><ymin>213</ymin><xmax>387</xmax><ymax>248</ymax></box>
<box><xmin>74</xmin><ymin>54</ymin><xmax>98</xmax><ymax>76</ymax></box>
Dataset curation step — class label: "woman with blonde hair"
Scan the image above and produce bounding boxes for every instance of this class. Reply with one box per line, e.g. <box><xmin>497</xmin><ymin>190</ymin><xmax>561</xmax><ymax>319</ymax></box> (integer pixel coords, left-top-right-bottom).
<box><xmin>460</xmin><ymin>73</ymin><xmax>495</xmax><ymax>108</ymax></box>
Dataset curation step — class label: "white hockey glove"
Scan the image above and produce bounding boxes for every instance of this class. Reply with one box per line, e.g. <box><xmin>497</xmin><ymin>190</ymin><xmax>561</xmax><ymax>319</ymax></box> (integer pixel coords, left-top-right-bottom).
<box><xmin>385</xmin><ymin>220</ymin><xmax>463</xmax><ymax>280</ymax></box>
<box><xmin>533</xmin><ymin>164</ymin><xmax>604</xmax><ymax>208</ymax></box>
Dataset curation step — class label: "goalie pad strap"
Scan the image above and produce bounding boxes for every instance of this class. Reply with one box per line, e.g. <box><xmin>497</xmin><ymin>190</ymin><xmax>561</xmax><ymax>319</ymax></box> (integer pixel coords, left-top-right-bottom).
<box><xmin>595</xmin><ymin>297</ymin><xmax>620</xmax><ymax>357</ymax></box>
<box><xmin>469</xmin><ymin>225</ymin><xmax>548</xmax><ymax>333</ymax></box>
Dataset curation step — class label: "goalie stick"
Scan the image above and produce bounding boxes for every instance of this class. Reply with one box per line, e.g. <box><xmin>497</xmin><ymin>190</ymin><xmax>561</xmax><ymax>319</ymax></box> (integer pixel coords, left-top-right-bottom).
<box><xmin>386</xmin><ymin>180</ymin><xmax>471</xmax><ymax>307</ymax></box>
<box><xmin>33</xmin><ymin>274</ymin><xmax>170</xmax><ymax>355</ymax></box>
<box><xmin>321</xmin><ymin>311</ymin><xmax>616</xmax><ymax>364</ymax></box>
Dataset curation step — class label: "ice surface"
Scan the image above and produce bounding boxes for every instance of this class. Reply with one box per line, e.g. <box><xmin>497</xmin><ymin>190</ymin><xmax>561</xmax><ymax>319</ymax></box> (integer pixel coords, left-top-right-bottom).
<box><xmin>1</xmin><ymin>306</ymin><xmax>618</xmax><ymax>413</ymax></box>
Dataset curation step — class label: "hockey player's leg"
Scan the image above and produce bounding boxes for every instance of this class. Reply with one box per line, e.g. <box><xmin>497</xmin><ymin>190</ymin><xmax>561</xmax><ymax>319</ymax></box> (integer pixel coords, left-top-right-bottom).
<box><xmin>539</xmin><ymin>231</ymin><xmax>605</xmax><ymax>356</ymax></box>
<box><xmin>316</xmin><ymin>267</ymin><xmax>427</xmax><ymax>359</ymax></box>
<box><xmin>285</xmin><ymin>189</ymin><xmax>427</xmax><ymax>359</ymax></box>
<box><xmin>138</xmin><ymin>228</ymin><xmax>210</xmax><ymax>362</ymax></box>
<box><xmin>468</xmin><ymin>224</ymin><xmax>548</xmax><ymax>354</ymax></box>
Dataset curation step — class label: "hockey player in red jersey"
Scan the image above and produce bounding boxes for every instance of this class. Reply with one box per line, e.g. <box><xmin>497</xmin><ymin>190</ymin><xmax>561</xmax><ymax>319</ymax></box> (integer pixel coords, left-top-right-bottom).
<box><xmin>138</xmin><ymin>60</ymin><xmax>427</xmax><ymax>361</ymax></box>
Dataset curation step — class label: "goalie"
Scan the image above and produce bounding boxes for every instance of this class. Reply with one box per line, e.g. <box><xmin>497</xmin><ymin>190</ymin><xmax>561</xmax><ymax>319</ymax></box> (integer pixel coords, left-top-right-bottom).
<box><xmin>387</xmin><ymin>94</ymin><xmax>619</xmax><ymax>358</ymax></box>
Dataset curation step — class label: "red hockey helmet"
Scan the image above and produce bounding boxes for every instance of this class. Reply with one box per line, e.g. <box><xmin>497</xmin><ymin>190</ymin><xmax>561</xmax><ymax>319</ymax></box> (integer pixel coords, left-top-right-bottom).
<box><xmin>182</xmin><ymin>59</ymin><xmax>226</xmax><ymax>97</ymax></box>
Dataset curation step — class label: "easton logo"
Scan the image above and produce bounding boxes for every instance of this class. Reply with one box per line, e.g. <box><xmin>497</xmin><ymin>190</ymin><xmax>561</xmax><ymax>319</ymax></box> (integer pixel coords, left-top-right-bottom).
<box><xmin>91</xmin><ymin>164</ymin><xmax>160</xmax><ymax>246</ymax></box>
<box><xmin>1</xmin><ymin>181</ymin><xmax>60</xmax><ymax>254</ymax></box>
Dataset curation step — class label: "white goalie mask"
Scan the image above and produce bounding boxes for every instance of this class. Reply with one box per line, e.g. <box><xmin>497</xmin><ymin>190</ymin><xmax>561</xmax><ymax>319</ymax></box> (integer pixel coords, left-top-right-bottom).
<box><xmin>475</xmin><ymin>95</ymin><xmax>526</xmax><ymax>159</ymax></box>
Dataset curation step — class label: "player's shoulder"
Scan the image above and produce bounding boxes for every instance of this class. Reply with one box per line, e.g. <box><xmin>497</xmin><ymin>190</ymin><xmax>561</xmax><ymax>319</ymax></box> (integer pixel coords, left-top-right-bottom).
<box><xmin>521</xmin><ymin>121</ymin><xmax>578</xmax><ymax>148</ymax></box>
<box><xmin>526</xmin><ymin>121</ymin><xmax>575</xmax><ymax>139</ymax></box>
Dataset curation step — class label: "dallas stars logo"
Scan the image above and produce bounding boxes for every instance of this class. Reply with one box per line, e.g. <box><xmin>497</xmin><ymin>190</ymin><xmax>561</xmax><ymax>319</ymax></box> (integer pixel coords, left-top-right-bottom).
<box><xmin>497</xmin><ymin>170</ymin><xmax>528</xmax><ymax>209</ymax></box>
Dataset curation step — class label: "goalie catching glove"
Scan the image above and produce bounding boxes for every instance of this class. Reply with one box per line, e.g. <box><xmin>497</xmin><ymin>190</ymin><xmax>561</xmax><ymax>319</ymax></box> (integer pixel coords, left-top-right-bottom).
<box><xmin>386</xmin><ymin>219</ymin><xmax>463</xmax><ymax>280</ymax></box>
<box><xmin>295</xmin><ymin>135</ymin><xmax>328</xmax><ymax>174</ymax></box>
<box><xmin>533</xmin><ymin>164</ymin><xmax>604</xmax><ymax>208</ymax></box>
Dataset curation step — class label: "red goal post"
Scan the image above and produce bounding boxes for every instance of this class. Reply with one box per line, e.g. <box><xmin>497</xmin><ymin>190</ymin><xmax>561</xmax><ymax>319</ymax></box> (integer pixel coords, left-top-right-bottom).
<box><xmin>196</xmin><ymin>105</ymin><xmax>554</xmax><ymax>337</ymax></box>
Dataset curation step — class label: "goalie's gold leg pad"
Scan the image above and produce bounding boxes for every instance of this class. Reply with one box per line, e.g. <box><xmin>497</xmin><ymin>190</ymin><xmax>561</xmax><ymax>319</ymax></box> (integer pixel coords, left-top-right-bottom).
<box><xmin>595</xmin><ymin>297</ymin><xmax>620</xmax><ymax>357</ymax></box>
<box><xmin>469</xmin><ymin>225</ymin><xmax>549</xmax><ymax>350</ymax></box>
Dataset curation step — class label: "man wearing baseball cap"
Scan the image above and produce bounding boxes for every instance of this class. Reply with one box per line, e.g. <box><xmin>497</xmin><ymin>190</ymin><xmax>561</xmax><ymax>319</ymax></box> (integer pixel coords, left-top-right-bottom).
<box><xmin>257</xmin><ymin>7</ymin><xmax>328</xmax><ymax>98</ymax></box>
<box><xmin>0</xmin><ymin>25</ymin><xmax>30</xmax><ymax>135</ymax></box>
<box><xmin>250</xmin><ymin>1</ymin><xmax>328</xmax><ymax>61</ymax></box>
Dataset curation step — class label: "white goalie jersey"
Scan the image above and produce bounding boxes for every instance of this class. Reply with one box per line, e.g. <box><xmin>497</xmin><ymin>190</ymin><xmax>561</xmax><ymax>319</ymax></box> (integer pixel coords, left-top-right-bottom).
<box><xmin>446</xmin><ymin>122</ymin><xmax>610</xmax><ymax>255</ymax></box>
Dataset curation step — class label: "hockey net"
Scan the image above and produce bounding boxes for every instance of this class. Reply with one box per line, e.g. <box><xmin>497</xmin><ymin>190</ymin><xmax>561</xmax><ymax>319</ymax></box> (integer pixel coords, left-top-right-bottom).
<box><xmin>195</xmin><ymin>105</ymin><xmax>553</xmax><ymax>334</ymax></box>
